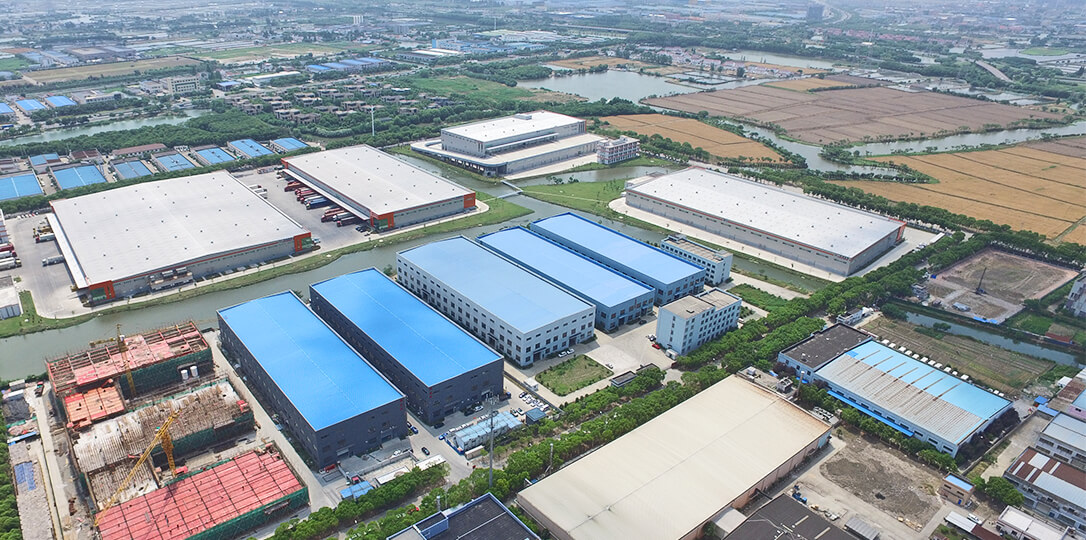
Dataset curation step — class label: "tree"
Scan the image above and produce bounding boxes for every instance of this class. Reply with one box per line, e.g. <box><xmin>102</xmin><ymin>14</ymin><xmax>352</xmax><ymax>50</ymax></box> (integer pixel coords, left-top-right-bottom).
<box><xmin>982</xmin><ymin>477</ymin><xmax>1025</xmax><ymax>506</ymax></box>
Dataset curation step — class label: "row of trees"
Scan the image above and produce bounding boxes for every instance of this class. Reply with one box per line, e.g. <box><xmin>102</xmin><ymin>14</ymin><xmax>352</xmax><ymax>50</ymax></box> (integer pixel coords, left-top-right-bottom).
<box><xmin>27</xmin><ymin>98</ymin><xmax>145</xmax><ymax>123</ymax></box>
<box><xmin>0</xmin><ymin>407</ymin><xmax>20</xmax><ymax>540</ymax></box>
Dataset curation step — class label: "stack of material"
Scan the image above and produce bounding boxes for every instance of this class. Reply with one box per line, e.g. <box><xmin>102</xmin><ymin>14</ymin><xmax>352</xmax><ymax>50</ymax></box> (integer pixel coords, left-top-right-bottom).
<box><xmin>64</xmin><ymin>386</ymin><xmax>125</xmax><ymax>429</ymax></box>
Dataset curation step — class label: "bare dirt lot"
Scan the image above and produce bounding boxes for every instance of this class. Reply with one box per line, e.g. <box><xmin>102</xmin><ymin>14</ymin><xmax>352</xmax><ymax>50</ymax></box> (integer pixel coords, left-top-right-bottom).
<box><xmin>23</xmin><ymin>56</ymin><xmax>201</xmax><ymax>84</ymax></box>
<box><xmin>835</xmin><ymin>138</ymin><xmax>1086</xmax><ymax>239</ymax></box>
<box><xmin>645</xmin><ymin>85</ymin><xmax>1063</xmax><ymax>144</ymax></box>
<box><xmin>763</xmin><ymin>75</ymin><xmax>872</xmax><ymax>92</ymax></box>
<box><xmin>601</xmin><ymin>114</ymin><xmax>784</xmax><ymax>162</ymax></box>
<box><xmin>927</xmin><ymin>248</ymin><xmax>1079</xmax><ymax>321</ymax></box>
<box><xmin>864</xmin><ymin>316</ymin><xmax>1054</xmax><ymax>395</ymax></box>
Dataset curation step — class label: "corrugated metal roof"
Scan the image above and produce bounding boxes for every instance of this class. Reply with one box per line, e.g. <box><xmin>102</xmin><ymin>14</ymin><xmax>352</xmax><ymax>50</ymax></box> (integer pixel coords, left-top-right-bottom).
<box><xmin>477</xmin><ymin>227</ymin><xmax>654</xmax><ymax>310</ymax></box>
<box><xmin>217</xmin><ymin>291</ymin><xmax>403</xmax><ymax>431</ymax></box>
<box><xmin>816</xmin><ymin>341</ymin><xmax>1011</xmax><ymax>444</ymax></box>
<box><xmin>442</xmin><ymin>110</ymin><xmax>582</xmax><ymax>143</ymax></box>
<box><xmin>1042</xmin><ymin>414</ymin><xmax>1086</xmax><ymax>455</ymax></box>
<box><xmin>310</xmin><ymin>269</ymin><xmax>502</xmax><ymax>387</ymax></box>
<box><xmin>229</xmin><ymin>138</ymin><xmax>273</xmax><ymax>158</ymax></box>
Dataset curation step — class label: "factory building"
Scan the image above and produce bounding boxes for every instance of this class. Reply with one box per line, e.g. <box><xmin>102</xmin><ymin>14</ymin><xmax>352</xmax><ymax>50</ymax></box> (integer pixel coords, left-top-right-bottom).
<box><xmin>776</xmin><ymin>323</ymin><xmax>872</xmax><ymax>381</ymax></box>
<box><xmin>813</xmin><ymin>340</ymin><xmax>1013</xmax><ymax>456</ymax></box>
<box><xmin>477</xmin><ymin>227</ymin><xmax>654</xmax><ymax>332</ymax></box>
<box><xmin>389</xmin><ymin>493</ymin><xmax>540</xmax><ymax>540</ymax></box>
<box><xmin>397</xmin><ymin>237</ymin><xmax>595</xmax><ymax>367</ymax></box>
<box><xmin>656</xmin><ymin>288</ymin><xmax>742</xmax><ymax>355</ymax></box>
<box><xmin>597</xmin><ymin>136</ymin><xmax>640</xmax><ymax>165</ymax></box>
<box><xmin>309</xmin><ymin>269</ymin><xmax>503</xmax><ymax>425</ymax></box>
<box><xmin>269</xmin><ymin>137</ymin><xmax>308</xmax><ymax>153</ymax></box>
<box><xmin>517</xmin><ymin>377</ymin><xmax>831</xmax><ymax>540</ymax></box>
<box><xmin>411</xmin><ymin>111</ymin><xmax>604</xmax><ymax>177</ymax></box>
<box><xmin>660</xmin><ymin>234</ymin><xmax>733</xmax><ymax>285</ymax></box>
<box><xmin>218</xmin><ymin>292</ymin><xmax>406</xmax><ymax>468</ymax></box>
<box><xmin>722</xmin><ymin>495</ymin><xmax>852</xmax><ymax>540</ymax></box>
<box><xmin>49</xmin><ymin>171</ymin><xmax>312</xmax><ymax>303</ymax></box>
<box><xmin>282</xmin><ymin>145</ymin><xmax>475</xmax><ymax>231</ymax></box>
<box><xmin>530</xmin><ymin>212</ymin><xmax>706</xmax><ymax>305</ymax></box>
<box><xmin>1035</xmin><ymin>413</ymin><xmax>1086</xmax><ymax>469</ymax></box>
<box><xmin>228</xmin><ymin>138</ymin><xmax>273</xmax><ymax>158</ymax></box>
<box><xmin>625</xmin><ymin>168</ymin><xmax>906</xmax><ymax>275</ymax></box>
<box><xmin>1004</xmin><ymin>448</ymin><xmax>1086</xmax><ymax>534</ymax></box>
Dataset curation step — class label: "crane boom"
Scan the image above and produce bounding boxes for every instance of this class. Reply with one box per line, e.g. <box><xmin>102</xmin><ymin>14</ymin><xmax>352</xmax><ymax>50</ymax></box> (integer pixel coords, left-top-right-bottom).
<box><xmin>93</xmin><ymin>409</ymin><xmax>180</xmax><ymax>527</ymax></box>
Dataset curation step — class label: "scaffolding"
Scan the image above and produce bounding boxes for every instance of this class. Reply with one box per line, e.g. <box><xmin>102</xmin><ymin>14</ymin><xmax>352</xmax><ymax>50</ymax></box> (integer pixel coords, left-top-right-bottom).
<box><xmin>63</xmin><ymin>386</ymin><xmax>125</xmax><ymax>430</ymax></box>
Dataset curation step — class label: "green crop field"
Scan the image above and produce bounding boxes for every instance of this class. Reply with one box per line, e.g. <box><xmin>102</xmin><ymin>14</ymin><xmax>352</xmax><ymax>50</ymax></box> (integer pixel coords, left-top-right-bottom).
<box><xmin>402</xmin><ymin>76</ymin><xmax>534</xmax><ymax>102</ymax></box>
<box><xmin>1021</xmin><ymin>47</ymin><xmax>1070</xmax><ymax>56</ymax></box>
<box><xmin>536</xmin><ymin>355</ymin><xmax>612</xmax><ymax>396</ymax></box>
<box><xmin>0</xmin><ymin>57</ymin><xmax>30</xmax><ymax>72</ymax></box>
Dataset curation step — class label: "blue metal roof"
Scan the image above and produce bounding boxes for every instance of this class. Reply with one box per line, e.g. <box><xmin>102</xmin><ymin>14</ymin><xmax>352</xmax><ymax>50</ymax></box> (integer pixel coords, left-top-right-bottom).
<box><xmin>311</xmin><ymin>269</ymin><xmax>502</xmax><ymax>387</ymax></box>
<box><xmin>195</xmin><ymin>147</ymin><xmax>235</xmax><ymax>165</ymax></box>
<box><xmin>229</xmin><ymin>139</ymin><xmax>273</xmax><ymax>158</ymax></box>
<box><xmin>945</xmin><ymin>474</ymin><xmax>973</xmax><ymax>491</ymax></box>
<box><xmin>0</xmin><ymin>173</ymin><xmax>42</xmax><ymax>201</ymax></box>
<box><xmin>0</xmin><ymin>103</ymin><xmax>13</xmax><ymax>115</ymax></box>
<box><xmin>1074</xmin><ymin>390</ymin><xmax>1086</xmax><ymax>409</ymax></box>
<box><xmin>218</xmin><ymin>291</ymin><xmax>403</xmax><ymax>432</ymax></box>
<box><xmin>323</xmin><ymin>62</ymin><xmax>350</xmax><ymax>70</ymax></box>
<box><xmin>154</xmin><ymin>153</ymin><xmax>195</xmax><ymax>171</ymax></box>
<box><xmin>30</xmin><ymin>153</ymin><xmax>59</xmax><ymax>166</ymax></box>
<box><xmin>398</xmin><ymin>236</ymin><xmax>593</xmax><ymax>334</ymax></box>
<box><xmin>306</xmin><ymin>64</ymin><xmax>332</xmax><ymax>72</ymax></box>
<box><xmin>53</xmin><ymin>166</ymin><xmax>106</xmax><ymax>189</ymax></box>
<box><xmin>112</xmin><ymin>160</ymin><xmax>152</xmax><ymax>180</ymax></box>
<box><xmin>15</xmin><ymin>99</ymin><xmax>45</xmax><ymax>111</ymax></box>
<box><xmin>530</xmin><ymin>213</ymin><xmax>704</xmax><ymax>285</ymax></box>
<box><xmin>44</xmin><ymin>96</ymin><xmax>76</xmax><ymax>107</ymax></box>
<box><xmin>478</xmin><ymin>227</ymin><xmax>654</xmax><ymax>310</ymax></box>
<box><xmin>272</xmin><ymin>137</ymin><xmax>307</xmax><ymax>152</ymax></box>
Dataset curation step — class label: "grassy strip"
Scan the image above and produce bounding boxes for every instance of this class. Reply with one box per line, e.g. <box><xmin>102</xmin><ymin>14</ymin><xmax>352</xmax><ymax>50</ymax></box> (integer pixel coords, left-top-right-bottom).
<box><xmin>727</xmin><ymin>284</ymin><xmax>790</xmax><ymax>312</ymax></box>
<box><xmin>536</xmin><ymin>355</ymin><xmax>613</xmax><ymax>396</ymax></box>
<box><xmin>0</xmin><ymin>196</ymin><xmax>530</xmax><ymax>339</ymax></box>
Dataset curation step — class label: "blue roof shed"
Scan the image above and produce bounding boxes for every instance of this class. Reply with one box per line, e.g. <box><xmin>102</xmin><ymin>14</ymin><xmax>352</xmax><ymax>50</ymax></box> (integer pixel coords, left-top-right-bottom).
<box><xmin>44</xmin><ymin>96</ymin><xmax>76</xmax><ymax>107</ymax></box>
<box><xmin>195</xmin><ymin>147</ymin><xmax>235</xmax><ymax>165</ymax></box>
<box><xmin>0</xmin><ymin>173</ymin><xmax>42</xmax><ymax>201</ymax></box>
<box><xmin>229</xmin><ymin>139</ymin><xmax>273</xmax><ymax>158</ymax></box>
<box><xmin>53</xmin><ymin>165</ymin><xmax>106</xmax><ymax>189</ymax></box>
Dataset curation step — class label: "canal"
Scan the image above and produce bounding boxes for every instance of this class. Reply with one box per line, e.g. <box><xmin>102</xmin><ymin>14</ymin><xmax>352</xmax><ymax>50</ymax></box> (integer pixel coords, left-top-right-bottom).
<box><xmin>0</xmin><ymin>109</ymin><xmax>209</xmax><ymax>147</ymax></box>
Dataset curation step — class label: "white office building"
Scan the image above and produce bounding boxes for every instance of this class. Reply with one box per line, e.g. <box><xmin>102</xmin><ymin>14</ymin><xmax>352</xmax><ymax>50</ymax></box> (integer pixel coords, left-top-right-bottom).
<box><xmin>660</xmin><ymin>234</ymin><xmax>732</xmax><ymax>285</ymax></box>
<box><xmin>656</xmin><ymin>288</ymin><xmax>742</xmax><ymax>355</ymax></box>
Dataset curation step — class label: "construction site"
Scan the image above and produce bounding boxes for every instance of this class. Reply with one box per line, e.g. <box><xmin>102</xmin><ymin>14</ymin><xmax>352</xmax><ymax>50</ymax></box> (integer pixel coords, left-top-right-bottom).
<box><xmin>42</xmin><ymin>321</ymin><xmax>306</xmax><ymax>540</ymax></box>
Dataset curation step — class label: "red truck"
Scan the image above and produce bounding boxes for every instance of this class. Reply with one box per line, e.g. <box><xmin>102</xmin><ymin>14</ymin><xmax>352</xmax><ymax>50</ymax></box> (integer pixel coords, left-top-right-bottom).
<box><xmin>284</xmin><ymin>181</ymin><xmax>303</xmax><ymax>192</ymax></box>
<box><xmin>0</xmin><ymin>243</ymin><xmax>14</xmax><ymax>254</ymax></box>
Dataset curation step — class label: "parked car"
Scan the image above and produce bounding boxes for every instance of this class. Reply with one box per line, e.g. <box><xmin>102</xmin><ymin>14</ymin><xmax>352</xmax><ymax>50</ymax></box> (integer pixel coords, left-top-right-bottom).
<box><xmin>421</xmin><ymin>447</ymin><xmax>431</xmax><ymax>456</ymax></box>
<box><xmin>652</xmin><ymin>342</ymin><xmax>663</xmax><ymax>350</ymax></box>
<box><xmin>408</xmin><ymin>424</ymin><xmax>418</xmax><ymax>434</ymax></box>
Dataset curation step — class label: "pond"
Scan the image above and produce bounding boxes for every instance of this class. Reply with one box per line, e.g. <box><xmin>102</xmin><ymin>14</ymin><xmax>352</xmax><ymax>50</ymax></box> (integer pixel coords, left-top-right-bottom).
<box><xmin>0</xmin><ymin>109</ymin><xmax>209</xmax><ymax>147</ymax></box>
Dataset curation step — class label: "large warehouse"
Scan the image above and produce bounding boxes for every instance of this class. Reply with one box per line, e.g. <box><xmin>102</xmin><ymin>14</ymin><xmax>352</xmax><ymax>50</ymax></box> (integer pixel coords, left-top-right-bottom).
<box><xmin>530</xmin><ymin>212</ymin><xmax>705</xmax><ymax>305</ymax></box>
<box><xmin>625</xmin><ymin>168</ymin><xmax>906</xmax><ymax>275</ymax></box>
<box><xmin>50</xmin><ymin>171</ymin><xmax>312</xmax><ymax>303</ymax></box>
<box><xmin>310</xmin><ymin>269</ymin><xmax>504</xmax><ymax>425</ymax></box>
<box><xmin>218</xmin><ymin>292</ymin><xmax>406</xmax><ymax>468</ymax></box>
<box><xmin>282</xmin><ymin>145</ymin><xmax>476</xmax><ymax>231</ymax></box>
<box><xmin>517</xmin><ymin>376</ymin><xmax>831</xmax><ymax>540</ymax></box>
<box><xmin>397</xmin><ymin>237</ymin><xmax>595</xmax><ymax>367</ymax></box>
<box><xmin>813</xmin><ymin>340</ymin><xmax>1012</xmax><ymax>456</ymax></box>
<box><xmin>410</xmin><ymin>111</ymin><xmax>604</xmax><ymax>177</ymax></box>
<box><xmin>477</xmin><ymin>227</ymin><xmax>654</xmax><ymax>332</ymax></box>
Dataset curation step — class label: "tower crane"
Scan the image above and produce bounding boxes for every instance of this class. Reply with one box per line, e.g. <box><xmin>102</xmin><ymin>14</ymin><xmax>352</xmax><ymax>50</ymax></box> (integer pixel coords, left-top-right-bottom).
<box><xmin>93</xmin><ymin>409</ymin><xmax>180</xmax><ymax>527</ymax></box>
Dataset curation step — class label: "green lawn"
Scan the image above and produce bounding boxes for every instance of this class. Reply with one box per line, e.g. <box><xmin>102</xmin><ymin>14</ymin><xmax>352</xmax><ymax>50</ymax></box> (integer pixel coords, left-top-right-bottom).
<box><xmin>1012</xmin><ymin>313</ymin><xmax>1054</xmax><ymax>335</ymax></box>
<box><xmin>0</xmin><ymin>57</ymin><xmax>30</xmax><ymax>72</ymax></box>
<box><xmin>1021</xmin><ymin>47</ymin><xmax>1070</xmax><ymax>56</ymax></box>
<box><xmin>401</xmin><ymin>76</ymin><xmax>533</xmax><ymax>103</ymax></box>
<box><xmin>727</xmin><ymin>284</ymin><xmax>790</xmax><ymax>312</ymax></box>
<box><xmin>0</xmin><ymin>291</ymin><xmax>94</xmax><ymax>338</ymax></box>
<box><xmin>536</xmin><ymin>355</ymin><xmax>613</xmax><ymax>396</ymax></box>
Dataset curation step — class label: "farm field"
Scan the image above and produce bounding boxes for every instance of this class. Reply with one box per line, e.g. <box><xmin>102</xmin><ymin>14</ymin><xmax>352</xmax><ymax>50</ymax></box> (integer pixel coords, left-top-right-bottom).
<box><xmin>23</xmin><ymin>57</ymin><xmax>201</xmax><ymax>84</ymax></box>
<box><xmin>191</xmin><ymin>41</ymin><xmax>364</xmax><ymax>62</ymax></box>
<box><xmin>549</xmin><ymin>55</ymin><xmax>654</xmax><ymax>70</ymax></box>
<box><xmin>924</xmin><ymin>248</ymin><xmax>1079</xmax><ymax>321</ymax></box>
<box><xmin>865</xmin><ymin>316</ymin><xmax>1053</xmax><ymax>396</ymax></box>
<box><xmin>602</xmin><ymin>114</ymin><xmax>784</xmax><ymax>162</ymax></box>
<box><xmin>644</xmin><ymin>85</ymin><xmax>1063</xmax><ymax>144</ymax></box>
<box><xmin>833</xmin><ymin>140</ymin><xmax>1086</xmax><ymax>238</ymax></box>
<box><xmin>763</xmin><ymin>74</ymin><xmax>874</xmax><ymax>92</ymax></box>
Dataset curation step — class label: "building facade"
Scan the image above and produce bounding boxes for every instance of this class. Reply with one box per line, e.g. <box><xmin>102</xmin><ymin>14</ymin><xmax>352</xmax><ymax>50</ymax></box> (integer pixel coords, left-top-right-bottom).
<box><xmin>397</xmin><ymin>237</ymin><xmax>595</xmax><ymax>367</ymax></box>
<box><xmin>939</xmin><ymin>475</ymin><xmax>975</xmax><ymax>506</ymax></box>
<box><xmin>218</xmin><ymin>292</ymin><xmax>406</xmax><ymax>468</ymax></box>
<box><xmin>1066</xmin><ymin>276</ymin><xmax>1086</xmax><ymax>318</ymax></box>
<box><xmin>309</xmin><ymin>269</ymin><xmax>503</xmax><ymax>425</ymax></box>
<box><xmin>1004</xmin><ymin>448</ymin><xmax>1086</xmax><ymax>534</ymax></box>
<box><xmin>1036</xmin><ymin>414</ymin><xmax>1086</xmax><ymax>469</ymax></box>
<box><xmin>531</xmin><ymin>213</ymin><xmax>706</xmax><ymax>305</ymax></box>
<box><xmin>656</xmin><ymin>288</ymin><xmax>742</xmax><ymax>355</ymax></box>
<box><xmin>477</xmin><ymin>227</ymin><xmax>654</xmax><ymax>332</ymax></box>
<box><xmin>597</xmin><ymin>136</ymin><xmax>640</xmax><ymax>165</ymax></box>
<box><xmin>164</xmin><ymin>75</ymin><xmax>201</xmax><ymax>95</ymax></box>
<box><xmin>660</xmin><ymin>234</ymin><xmax>732</xmax><ymax>285</ymax></box>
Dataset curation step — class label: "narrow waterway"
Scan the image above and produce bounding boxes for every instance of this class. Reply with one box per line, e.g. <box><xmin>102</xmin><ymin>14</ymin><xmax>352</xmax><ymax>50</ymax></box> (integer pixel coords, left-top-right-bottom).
<box><xmin>905</xmin><ymin>312</ymin><xmax>1081</xmax><ymax>365</ymax></box>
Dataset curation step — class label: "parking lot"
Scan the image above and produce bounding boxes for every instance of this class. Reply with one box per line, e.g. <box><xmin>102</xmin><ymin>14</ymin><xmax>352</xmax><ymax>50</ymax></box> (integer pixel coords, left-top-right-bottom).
<box><xmin>0</xmin><ymin>213</ymin><xmax>83</xmax><ymax>317</ymax></box>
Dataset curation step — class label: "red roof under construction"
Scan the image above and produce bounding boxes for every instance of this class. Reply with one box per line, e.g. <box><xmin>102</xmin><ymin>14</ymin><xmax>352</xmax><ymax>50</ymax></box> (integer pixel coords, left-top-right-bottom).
<box><xmin>96</xmin><ymin>449</ymin><xmax>303</xmax><ymax>540</ymax></box>
<box><xmin>63</xmin><ymin>386</ymin><xmax>125</xmax><ymax>430</ymax></box>
<box><xmin>46</xmin><ymin>322</ymin><xmax>208</xmax><ymax>397</ymax></box>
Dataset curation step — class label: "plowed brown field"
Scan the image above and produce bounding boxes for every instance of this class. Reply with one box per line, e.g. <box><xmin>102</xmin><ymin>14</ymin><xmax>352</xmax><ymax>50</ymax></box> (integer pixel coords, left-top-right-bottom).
<box><xmin>603</xmin><ymin>114</ymin><xmax>783</xmax><ymax>162</ymax></box>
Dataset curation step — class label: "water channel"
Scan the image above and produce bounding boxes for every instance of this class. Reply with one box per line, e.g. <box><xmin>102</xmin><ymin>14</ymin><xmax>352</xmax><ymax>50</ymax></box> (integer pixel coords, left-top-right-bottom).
<box><xmin>0</xmin><ymin>109</ymin><xmax>209</xmax><ymax>147</ymax></box>
<box><xmin>905</xmin><ymin>312</ymin><xmax>1081</xmax><ymax>366</ymax></box>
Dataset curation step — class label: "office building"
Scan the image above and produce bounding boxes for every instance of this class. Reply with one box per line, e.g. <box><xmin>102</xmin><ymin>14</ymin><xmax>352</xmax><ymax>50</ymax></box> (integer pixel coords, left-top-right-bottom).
<box><xmin>661</xmin><ymin>234</ymin><xmax>732</xmax><ymax>285</ymax></box>
<box><xmin>597</xmin><ymin>136</ymin><xmax>640</xmax><ymax>165</ymax></box>
<box><xmin>777</xmin><ymin>323</ymin><xmax>872</xmax><ymax>380</ymax></box>
<box><xmin>656</xmin><ymin>288</ymin><xmax>742</xmax><ymax>355</ymax></box>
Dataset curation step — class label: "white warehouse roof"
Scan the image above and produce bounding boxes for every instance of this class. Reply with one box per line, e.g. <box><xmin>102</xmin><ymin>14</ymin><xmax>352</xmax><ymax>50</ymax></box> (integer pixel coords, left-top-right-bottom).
<box><xmin>517</xmin><ymin>376</ymin><xmax>830</xmax><ymax>540</ymax></box>
<box><xmin>283</xmin><ymin>145</ymin><xmax>471</xmax><ymax>215</ymax></box>
<box><xmin>442</xmin><ymin>111</ymin><xmax>583</xmax><ymax>143</ymax></box>
<box><xmin>628</xmin><ymin>168</ymin><xmax>904</xmax><ymax>260</ymax></box>
<box><xmin>51</xmin><ymin>171</ymin><xmax>308</xmax><ymax>288</ymax></box>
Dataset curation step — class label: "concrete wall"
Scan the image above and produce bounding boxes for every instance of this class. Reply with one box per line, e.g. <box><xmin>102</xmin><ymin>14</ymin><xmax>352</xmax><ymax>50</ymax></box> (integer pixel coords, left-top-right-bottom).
<box><xmin>391</xmin><ymin>197</ymin><xmax>468</xmax><ymax>229</ymax></box>
<box><xmin>397</xmin><ymin>255</ymin><xmax>595</xmax><ymax>367</ymax></box>
<box><xmin>309</xmin><ymin>288</ymin><xmax>503</xmax><ymax>425</ymax></box>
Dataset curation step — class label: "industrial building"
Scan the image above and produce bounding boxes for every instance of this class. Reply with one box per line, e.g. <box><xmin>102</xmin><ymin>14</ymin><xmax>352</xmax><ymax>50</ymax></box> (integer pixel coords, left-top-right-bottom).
<box><xmin>50</xmin><ymin>171</ymin><xmax>312</xmax><ymax>302</ymax></box>
<box><xmin>30</xmin><ymin>153</ymin><xmax>62</xmax><ymax>173</ymax></box>
<box><xmin>309</xmin><ymin>269</ymin><xmax>503</xmax><ymax>425</ymax></box>
<box><xmin>625</xmin><ymin>168</ymin><xmax>906</xmax><ymax>275</ymax></box>
<box><xmin>478</xmin><ymin>227</ymin><xmax>654</xmax><ymax>332</ymax></box>
<box><xmin>517</xmin><ymin>376</ymin><xmax>831</xmax><ymax>540</ymax></box>
<box><xmin>597</xmin><ymin>136</ymin><xmax>640</xmax><ymax>165</ymax></box>
<box><xmin>52</xmin><ymin>164</ymin><xmax>106</xmax><ymax>189</ymax></box>
<box><xmin>228</xmin><ymin>139</ymin><xmax>273</xmax><ymax>158</ymax></box>
<box><xmin>531</xmin><ymin>213</ymin><xmax>706</xmax><ymax>305</ymax></box>
<box><xmin>282</xmin><ymin>145</ymin><xmax>476</xmax><ymax>231</ymax></box>
<box><xmin>777</xmin><ymin>323</ymin><xmax>873</xmax><ymax>380</ymax></box>
<box><xmin>996</xmin><ymin>506</ymin><xmax>1072</xmax><ymax>540</ymax></box>
<box><xmin>95</xmin><ymin>448</ymin><xmax>307</xmax><ymax>540</ymax></box>
<box><xmin>1036</xmin><ymin>413</ymin><xmax>1086</xmax><ymax>469</ymax></box>
<box><xmin>397</xmin><ymin>237</ymin><xmax>595</xmax><ymax>367</ymax></box>
<box><xmin>44</xmin><ymin>95</ymin><xmax>76</xmax><ymax>107</ymax></box>
<box><xmin>660</xmin><ymin>234</ymin><xmax>733</xmax><ymax>285</ymax></box>
<box><xmin>0</xmin><ymin>103</ymin><xmax>13</xmax><ymax>116</ymax></box>
<box><xmin>813</xmin><ymin>340</ymin><xmax>1013</xmax><ymax>456</ymax></box>
<box><xmin>46</xmin><ymin>321</ymin><xmax>211</xmax><ymax>400</ymax></box>
<box><xmin>151</xmin><ymin>151</ymin><xmax>196</xmax><ymax>172</ymax></box>
<box><xmin>1066</xmin><ymin>275</ymin><xmax>1086</xmax><ymax>318</ymax></box>
<box><xmin>113</xmin><ymin>143</ymin><xmax>166</xmax><ymax>158</ymax></box>
<box><xmin>656</xmin><ymin>288</ymin><xmax>742</xmax><ymax>355</ymax></box>
<box><xmin>0</xmin><ymin>173</ymin><xmax>42</xmax><ymax>201</ymax></box>
<box><xmin>1004</xmin><ymin>448</ymin><xmax>1086</xmax><ymax>534</ymax></box>
<box><xmin>15</xmin><ymin>99</ymin><xmax>45</xmax><ymax>113</ymax></box>
<box><xmin>110</xmin><ymin>160</ymin><xmax>152</xmax><ymax>180</ymax></box>
<box><xmin>218</xmin><ymin>292</ymin><xmax>406</xmax><ymax>468</ymax></box>
<box><xmin>389</xmin><ymin>493</ymin><xmax>540</xmax><ymax>540</ymax></box>
<box><xmin>722</xmin><ymin>495</ymin><xmax>852</xmax><ymax>540</ymax></box>
<box><xmin>269</xmin><ymin>137</ymin><xmax>308</xmax><ymax>153</ymax></box>
<box><xmin>0</xmin><ymin>276</ymin><xmax>20</xmax><ymax>320</ymax></box>
<box><xmin>193</xmin><ymin>147</ymin><xmax>235</xmax><ymax>166</ymax></box>
<box><xmin>411</xmin><ymin>111</ymin><xmax>604</xmax><ymax>177</ymax></box>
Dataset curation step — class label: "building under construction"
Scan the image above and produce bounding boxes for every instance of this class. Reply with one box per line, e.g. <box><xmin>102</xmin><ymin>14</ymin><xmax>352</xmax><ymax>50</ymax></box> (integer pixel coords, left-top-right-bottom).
<box><xmin>46</xmin><ymin>322</ymin><xmax>211</xmax><ymax>405</ymax></box>
<box><xmin>95</xmin><ymin>447</ymin><xmax>307</xmax><ymax>540</ymax></box>
<box><xmin>70</xmin><ymin>380</ymin><xmax>254</xmax><ymax>510</ymax></box>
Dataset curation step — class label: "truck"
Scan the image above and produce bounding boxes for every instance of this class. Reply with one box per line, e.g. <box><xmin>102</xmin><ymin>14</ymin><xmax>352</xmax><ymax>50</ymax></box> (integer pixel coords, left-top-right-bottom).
<box><xmin>35</xmin><ymin>232</ymin><xmax>56</xmax><ymax>243</ymax></box>
<box><xmin>41</xmin><ymin>255</ymin><xmax>64</xmax><ymax>266</ymax></box>
<box><xmin>330</xmin><ymin>212</ymin><xmax>352</xmax><ymax>222</ymax></box>
<box><xmin>336</xmin><ymin>216</ymin><xmax>361</xmax><ymax>227</ymax></box>
<box><xmin>284</xmin><ymin>181</ymin><xmax>302</xmax><ymax>192</ymax></box>
<box><xmin>305</xmin><ymin>197</ymin><xmax>330</xmax><ymax>209</ymax></box>
<box><xmin>0</xmin><ymin>258</ymin><xmax>20</xmax><ymax>270</ymax></box>
<box><xmin>0</xmin><ymin>251</ymin><xmax>15</xmax><ymax>261</ymax></box>
<box><xmin>0</xmin><ymin>243</ymin><xmax>14</xmax><ymax>254</ymax></box>
<box><xmin>294</xmin><ymin>189</ymin><xmax>315</xmax><ymax>200</ymax></box>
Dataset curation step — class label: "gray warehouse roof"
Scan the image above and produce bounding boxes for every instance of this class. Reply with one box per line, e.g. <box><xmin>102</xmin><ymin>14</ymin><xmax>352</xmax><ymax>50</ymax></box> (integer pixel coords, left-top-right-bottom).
<box><xmin>628</xmin><ymin>168</ymin><xmax>904</xmax><ymax>259</ymax></box>
<box><xmin>283</xmin><ymin>145</ymin><xmax>472</xmax><ymax>215</ymax></box>
<box><xmin>442</xmin><ymin>110</ymin><xmax>583</xmax><ymax>143</ymax></box>
<box><xmin>724</xmin><ymin>495</ymin><xmax>852</xmax><ymax>540</ymax></box>
<box><xmin>780</xmin><ymin>323</ymin><xmax>872</xmax><ymax>370</ymax></box>
<box><xmin>50</xmin><ymin>171</ymin><xmax>308</xmax><ymax>288</ymax></box>
<box><xmin>1043</xmin><ymin>414</ymin><xmax>1086</xmax><ymax>455</ymax></box>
